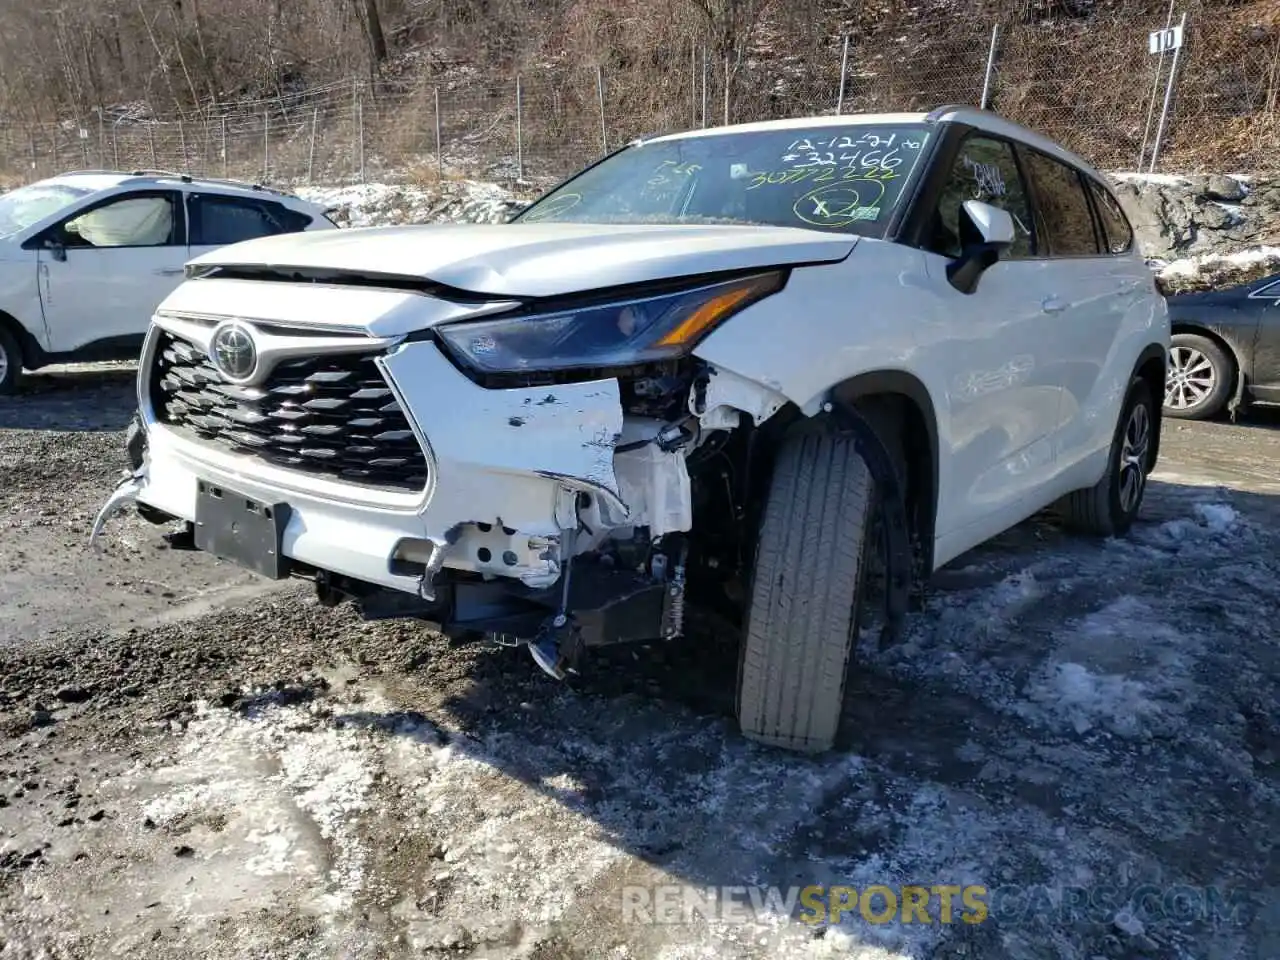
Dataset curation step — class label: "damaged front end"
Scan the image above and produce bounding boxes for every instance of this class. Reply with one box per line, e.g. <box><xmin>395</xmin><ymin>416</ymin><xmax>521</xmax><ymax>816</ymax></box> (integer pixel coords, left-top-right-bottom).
<box><xmin>93</xmin><ymin>267</ymin><xmax>795</xmax><ymax>679</ymax></box>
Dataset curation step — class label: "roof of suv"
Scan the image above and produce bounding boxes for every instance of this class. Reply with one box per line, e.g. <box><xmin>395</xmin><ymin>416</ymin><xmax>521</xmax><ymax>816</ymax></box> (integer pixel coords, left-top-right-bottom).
<box><xmin>43</xmin><ymin>170</ymin><xmax>313</xmax><ymax>205</ymax></box>
<box><xmin>643</xmin><ymin>105</ymin><xmax>1101</xmax><ymax>184</ymax></box>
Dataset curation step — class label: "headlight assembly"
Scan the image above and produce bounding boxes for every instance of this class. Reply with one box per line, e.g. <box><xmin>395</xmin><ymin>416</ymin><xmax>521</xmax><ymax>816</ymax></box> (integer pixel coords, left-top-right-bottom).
<box><xmin>435</xmin><ymin>271</ymin><xmax>785</xmax><ymax>374</ymax></box>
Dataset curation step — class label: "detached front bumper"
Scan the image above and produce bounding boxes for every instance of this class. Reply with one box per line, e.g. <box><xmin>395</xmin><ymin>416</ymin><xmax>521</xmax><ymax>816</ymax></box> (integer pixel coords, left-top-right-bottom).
<box><xmin>94</xmin><ymin>333</ymin><xmax>633</xmax><ymax>599</ymax></box>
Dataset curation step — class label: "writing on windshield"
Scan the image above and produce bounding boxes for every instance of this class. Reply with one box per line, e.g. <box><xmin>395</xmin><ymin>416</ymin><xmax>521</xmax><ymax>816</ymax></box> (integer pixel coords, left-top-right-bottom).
<box><xmin>517</xmin><ymin>124</ymin><xmax>931</xmax><ymax>236</ymax></box>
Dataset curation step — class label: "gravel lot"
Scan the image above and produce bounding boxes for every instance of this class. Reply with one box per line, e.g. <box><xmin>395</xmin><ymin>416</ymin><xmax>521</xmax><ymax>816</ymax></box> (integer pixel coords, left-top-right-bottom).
<box><xmin>0</xmin><ymin>364</ymin><xmax>1276</xmax><ymax>960</ymax></box>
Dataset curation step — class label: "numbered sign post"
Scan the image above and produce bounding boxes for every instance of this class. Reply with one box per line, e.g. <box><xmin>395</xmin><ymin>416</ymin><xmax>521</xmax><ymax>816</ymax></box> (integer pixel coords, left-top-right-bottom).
<box><xmin>1148</xmin><ymin>24</ymin><xmax>1183</xmax><ymax>54</ymax></box>
<box><xmin>1148</xmin><ymin>12</ymin><xmax>1188</xmax><ymax>172</ymax></box>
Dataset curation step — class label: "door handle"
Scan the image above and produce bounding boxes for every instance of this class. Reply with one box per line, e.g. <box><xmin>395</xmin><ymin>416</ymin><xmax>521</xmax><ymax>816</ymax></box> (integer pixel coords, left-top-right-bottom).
<box><xmin>1042</xmin><ymin>297</ymin><xmax>1067</xmax><ymax>314</ymax></box>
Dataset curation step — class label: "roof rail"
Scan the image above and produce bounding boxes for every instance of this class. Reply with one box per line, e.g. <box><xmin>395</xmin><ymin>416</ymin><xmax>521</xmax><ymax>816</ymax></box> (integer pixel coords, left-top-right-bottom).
<box><xmin>129</xmin><ymin>168</ymin><xmax>193</xmax><ymax>182</ymax></box>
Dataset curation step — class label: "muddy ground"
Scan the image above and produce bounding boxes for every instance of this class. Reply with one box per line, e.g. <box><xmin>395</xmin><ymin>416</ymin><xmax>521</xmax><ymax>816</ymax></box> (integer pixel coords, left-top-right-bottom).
<box><xmin>0</xmin><ymin>365</ymin><xmax>1276</xmax><ymax>960</ymax></box>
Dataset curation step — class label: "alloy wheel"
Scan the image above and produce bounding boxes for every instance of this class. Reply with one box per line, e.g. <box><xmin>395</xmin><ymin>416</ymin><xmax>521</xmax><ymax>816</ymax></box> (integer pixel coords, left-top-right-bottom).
<box><xmin>1118</xmin><ymin>401</ymin><xmax>1151</xmax><ymax>515</ymax></box>
<box><xmin>1165</xmin><ymin>345</ymin><xmax>1215</xmax><ymax>411</ymax></box>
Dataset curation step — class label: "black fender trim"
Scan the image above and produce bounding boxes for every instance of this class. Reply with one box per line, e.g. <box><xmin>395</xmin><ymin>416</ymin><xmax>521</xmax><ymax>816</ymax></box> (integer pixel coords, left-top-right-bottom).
<box><xmin>829</xmin><ymin>369</ymin><xmax>941</xmax><ymax>576</ymax></box>
<box><xmin>822</xmin><ymin>398</ymin><xmax>913</xmax><ymax>648</ymax></box>
<box><xmin>1133</xmin><ymin>342</ymin><xmax>1167</xmax><ymax>470</ymax></box>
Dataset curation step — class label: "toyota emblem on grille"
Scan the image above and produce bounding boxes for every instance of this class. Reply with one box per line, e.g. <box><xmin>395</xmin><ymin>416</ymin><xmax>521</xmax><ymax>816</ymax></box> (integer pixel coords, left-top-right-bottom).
<box><xmin>210</xmin><ymin>322</ymin><xmax>258</xmax><ymax>382</ymax></box>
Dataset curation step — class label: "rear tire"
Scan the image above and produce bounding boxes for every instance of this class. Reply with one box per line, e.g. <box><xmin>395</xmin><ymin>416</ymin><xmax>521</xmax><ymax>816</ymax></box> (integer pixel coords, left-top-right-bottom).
<box><xmin>0</xmin><ymin>326</ymin><xmax>22</xmax><ymax>396</ymax></box>
<box><xmin>1056</xmin><ymin>377</ymin><xmax>1156</xmax><ymax>537</ymax></box>
<box><xmin>1164</xmin><ymin>332</ymin><xmax>1232</xmax><ymax>420</ymax></box>
<box><xmin>736</xmin><ymin>432</ymin><xmax>874</xmax><ymax>753</ymax></box>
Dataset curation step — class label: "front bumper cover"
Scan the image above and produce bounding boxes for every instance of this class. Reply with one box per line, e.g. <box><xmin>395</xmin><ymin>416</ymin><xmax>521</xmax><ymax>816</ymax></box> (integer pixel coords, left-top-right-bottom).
<box><xmin>93</xmin><ymin>332</ymin><xmax>634</xmax><ymax>599</ymax></box>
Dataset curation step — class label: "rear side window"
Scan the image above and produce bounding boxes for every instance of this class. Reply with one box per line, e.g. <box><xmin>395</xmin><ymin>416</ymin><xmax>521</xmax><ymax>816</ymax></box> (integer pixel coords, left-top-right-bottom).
<box><xmin>190</xmin><ymin>195</ymin><xmax>303</xmax><ymax>246</ymax></box>
<box><xmin>1022</xmin><ymin>150</ymin><xmax>1100</xmax><ymax>257</ymax></box>
<box><xmin>1087</xmin><ymin>180</ymin><xmax>1133</xmax><ymax>254</ymax></box>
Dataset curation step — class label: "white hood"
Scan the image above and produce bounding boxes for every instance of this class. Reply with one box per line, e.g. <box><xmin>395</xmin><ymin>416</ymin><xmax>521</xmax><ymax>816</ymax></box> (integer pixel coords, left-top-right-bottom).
<box><xmin>186</xmin><ymin>221</ymin><xmax>857</xmax><ymax>298</ymax></box>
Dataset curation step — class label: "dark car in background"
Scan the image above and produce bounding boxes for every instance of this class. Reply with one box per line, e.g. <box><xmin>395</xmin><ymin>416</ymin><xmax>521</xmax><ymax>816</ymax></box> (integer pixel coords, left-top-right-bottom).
<box><xmin>1164</xmin><ymin>273</ymin><xmax>1280</xmax><ymax>420</ymax></box>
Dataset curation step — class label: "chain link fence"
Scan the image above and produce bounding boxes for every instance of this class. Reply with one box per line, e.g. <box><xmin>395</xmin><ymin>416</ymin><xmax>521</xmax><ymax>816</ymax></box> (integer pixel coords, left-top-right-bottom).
<box><xmin>0</xmin><ymin>5</ymin><xmax>1274</xmax><ymax>188</ymax></box>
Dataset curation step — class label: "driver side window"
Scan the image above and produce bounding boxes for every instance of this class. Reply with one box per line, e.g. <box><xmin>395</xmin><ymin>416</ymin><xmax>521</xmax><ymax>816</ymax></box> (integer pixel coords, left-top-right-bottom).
<box><xmin>926</xmin><ymin>136</ymin><xmax>1034</xmax><ymax>260</ymax></box>
<box><xmin>56</xmin><ymin>194</ymin><xmax>177</xmax><ymax>249</ymax></box>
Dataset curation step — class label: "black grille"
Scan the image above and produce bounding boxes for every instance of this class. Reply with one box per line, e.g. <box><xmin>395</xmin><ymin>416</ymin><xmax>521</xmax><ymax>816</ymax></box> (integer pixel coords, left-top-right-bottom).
<box><xmin>151</xmin><ymin>331</ymin><xmax>429</xmax><ymax>492</ymax></box>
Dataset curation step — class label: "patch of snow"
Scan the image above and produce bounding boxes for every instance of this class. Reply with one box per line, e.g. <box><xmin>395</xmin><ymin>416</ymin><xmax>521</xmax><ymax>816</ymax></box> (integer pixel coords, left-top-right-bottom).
<box><xmin>1159</xmin><ymin>245</ymin><xmax>1280</xmax><ymax>281</ymax></box>
<box><xmin>1109</xmin><ymin>171</ymin><xmax>1191</xmax><ymax>186</ymax></box>
<box><xmin>296</xmin><ymin>180</ymin><xmax>524</xmax><ymax>229</ymax></box>
<box><xmin>1194</xmin><ymin>501</ymin><xmax>1238</xmax><ymax>532</ymax></box>
<box><xmin>1024</xmin><ymin>661</ymin><xmax>1160</xmax><ymax>737</ymax></box>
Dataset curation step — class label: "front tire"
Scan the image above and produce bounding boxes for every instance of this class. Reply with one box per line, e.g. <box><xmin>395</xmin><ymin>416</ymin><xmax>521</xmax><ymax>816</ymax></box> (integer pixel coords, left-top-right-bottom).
<box><xmin>0</xmin><ymin>326</ymin><xmax>22</xmax><ymax>396</ymax></box>
<box><xmin>1164</xmin><ymin>332</ymin><xmax>1232</xmax><ymax>420</ymax></box>
<box><xmin>736</xmin><ymin>432</ymin><xmax>874</xmax><ymax>753</ymax></box>
<box><xmin>1057</xmin><ymin>377</ymin><xmax>1156</xmax><ymax>537</ymax></box>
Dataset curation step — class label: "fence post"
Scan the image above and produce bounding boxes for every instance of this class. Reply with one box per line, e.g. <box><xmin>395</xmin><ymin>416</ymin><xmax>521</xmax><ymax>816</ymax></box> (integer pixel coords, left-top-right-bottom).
<box><xmin>980</xmin><ymin>24</ymin><xmax>1000</xmax><ymax>110</ymax></box>
<box><xmin>98</xmin><ymin>110</ymin><xmax>106</xmax><ymax>167</ymax></box>
<box><xmin>357</xmin><ymin>91</ymin><xmax>365</xmax><ymax>182</ymax></box>
<box><xmin>837</xmin><ymin>36</ymin><xmax>850</xmax><ymax>114</ymax></box>
<box><xmin>596</xmin><ymin>65</ymin><xmax>608</xmax><ymax>153</ymax></box>
<box><xmin>1148</xmin><ymin>11</ymin><xmax>1188</xmax><ymax>173</ymax></box>
<box><xmin>434</xmin><ymin>87</ymin><xmax>443</xmax><ymax>180</ymax></box>
<box><xmin>700</xmin><ymin>47</ymin><xmax>708</xmax><ymax>127</ymax></box>
<box><xmin>112</xmin><ymin>126</ymin><xmax>119</xmax><ymax>169</ymax></box>
<box><xmin>691</xmin><ymin>40</ymin><xmax>697</xmax><ymax>127</ymax></box>
<box><xmin>1139</xmin><ymin>0</ymin><xmax>1177</xmax><ymax>168</ymax></box>
<box><xmin>515</xmin><ymin>75</ymin><xmax>524</xmax><ymax>182</ymax></box>
<box><xmin>52</xmin><ymin>130</ymin><xmax>60</xmax><ymax>170</ymax></box>
<box><xmin>263</xmin><ymin>111</ymin><xmax>270</xmax><ymax>180</ymax></box>
<box><xmin>723</xmin><ymin>56</ymin><xmax>731</xmax><ymax>125</ymax></box>
<box><xmin>29</xmin><ymin>132</ymin><xmax>36</xmax><ymax>173</ymax></box>
<box><xmin>307</xmin><ymin>107</ymin><xmax>319</xmax><ymax>183</ymax></box>
<box><xmin>178</xmin><ymin>117</ymin><xmax>188</xmax><ymax>171</ymax></box>
<box><xmin>148</xmin><ymin>125</ymin><xmax>156</xmax><ymax>167</ymax></box>
<box><xmin>220</xmin><ymin>117</ymin><xmax>228</xmax><ymax>178</ymax></box>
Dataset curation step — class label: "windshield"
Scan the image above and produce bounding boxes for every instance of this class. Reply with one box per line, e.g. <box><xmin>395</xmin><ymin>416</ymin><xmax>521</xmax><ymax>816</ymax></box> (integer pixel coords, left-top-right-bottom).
<box><xmin>514</xmin><ymin>123</ymin><xmax>933</xmax><ymax>236</ymax></box>
<box><xmin>0</xmin><ymin>183</ymin><xmax>92</xmax><ymax>238</ymax></box>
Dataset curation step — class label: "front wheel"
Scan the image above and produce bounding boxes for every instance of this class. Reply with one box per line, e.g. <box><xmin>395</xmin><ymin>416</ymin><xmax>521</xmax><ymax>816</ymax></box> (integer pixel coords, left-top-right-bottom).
<box><xmin>736</xmin><ymin>432</ymin><xmax>874</xmax><ymax>753</ymax></box>
<box><xmin>1056</xmin><ymin>377</ymin><xmax>1156</xmax><ymax>537</ymax></box>
<box><xmin>0</xmin><ymin>326</ymin><xmax>22</xmax><ymax>395</ymax></box>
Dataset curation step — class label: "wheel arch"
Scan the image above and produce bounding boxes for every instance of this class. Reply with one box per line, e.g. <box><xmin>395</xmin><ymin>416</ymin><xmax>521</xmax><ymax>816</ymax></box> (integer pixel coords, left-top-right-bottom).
<box><xmin>827</xmin><ymin>369</ymin><xmax>940</xmax><ymax>573</ymax></box>
<box><xmin>0</xmin><ymin>309</ymin><xmax>43</xmax><ymax>371</ymax></box>
<box><xmin>1169</xmin><ymin>320</ymin><xmax>1247</xmax><ymax>375</ymax></box>
<box><xmin>1133</xmin><ymin>342</ymin><xmax>1167</xmax><ymax>471</ymax></box>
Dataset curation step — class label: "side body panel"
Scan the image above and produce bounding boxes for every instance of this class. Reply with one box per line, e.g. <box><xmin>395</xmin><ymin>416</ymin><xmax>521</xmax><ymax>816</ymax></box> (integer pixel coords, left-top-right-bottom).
<box><xmin>694</xmin><ymin>239</ymin><xmax>1069</xmax><ymax>569</ymax></box>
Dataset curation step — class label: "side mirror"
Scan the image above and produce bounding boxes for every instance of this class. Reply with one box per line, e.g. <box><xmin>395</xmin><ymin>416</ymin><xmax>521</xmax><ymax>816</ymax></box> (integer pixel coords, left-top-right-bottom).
<box><xmin>45</xmin><ymin>236</ymin><xmax>67</xmax><ymax>262</ymax></box>
<box><xmin>946</xmin><ymin>200</ymin><xmax>1014</xmax><ymax>295</ymax></box>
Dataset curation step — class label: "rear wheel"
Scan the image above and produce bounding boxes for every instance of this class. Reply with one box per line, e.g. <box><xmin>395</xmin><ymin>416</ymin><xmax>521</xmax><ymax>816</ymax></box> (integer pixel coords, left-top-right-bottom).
<box><xmin>1057</xmin><ymin>377</ymin><xmax>1156</xmax><ymax>537</ymax></box>
<box><xmin>1164</xmin><ymin>333</ymin><xmax>1232</xmax><ymax>420</ymax></box>
<box><xmin>736</xmin><ymin>432</ymin><xmax>874</xmax><ymax>753</ymax></box>
<box><xmin>0</xmin><ymin>326</ymin><xmax>22</xmax><ymax>395</ymax></box>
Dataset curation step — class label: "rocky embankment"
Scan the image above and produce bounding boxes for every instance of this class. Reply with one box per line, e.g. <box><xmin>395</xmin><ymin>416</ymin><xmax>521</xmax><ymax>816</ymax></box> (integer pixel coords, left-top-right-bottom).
<box><xmin>1111</xmin><ymin>173</ymin><xmax>1280</xmax><ymax>293</ymax></box>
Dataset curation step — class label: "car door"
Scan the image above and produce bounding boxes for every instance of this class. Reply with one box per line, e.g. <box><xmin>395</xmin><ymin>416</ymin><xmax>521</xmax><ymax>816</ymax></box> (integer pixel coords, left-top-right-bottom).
<box><xmin>1018</xmin><ymin>148</ymin><xmax>1147</xmax><ymax>477</ymax></box>
<box><xmin>1244</xmin><ymin>277</ymin><xmax>1280</xmax><ymax>401</ymax></box>
<box><xmin>914</xmin><ymin>132</ymin><xmax>1067</xmax><ymax>536</ymax></box>
<box><xmin>29</xmin><ymin>190</ymin><xmax>187</xmax><ymax>355</ymax></box>
<box><xmin>186</xmin><ymin>192</ymin><xmax>305</xmax><ymax>260</ymax></box>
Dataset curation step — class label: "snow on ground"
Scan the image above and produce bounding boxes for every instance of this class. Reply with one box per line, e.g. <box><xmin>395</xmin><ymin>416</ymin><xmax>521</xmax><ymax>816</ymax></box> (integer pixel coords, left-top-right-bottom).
<box><xmin>296</xmin><ymin>180</ymin><xmax>527</xmax><ymax>229</ymax></box>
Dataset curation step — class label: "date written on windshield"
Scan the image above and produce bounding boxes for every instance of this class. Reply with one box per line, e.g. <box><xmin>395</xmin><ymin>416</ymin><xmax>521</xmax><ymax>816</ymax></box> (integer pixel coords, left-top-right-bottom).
<box><xmin>779</xmin><ymin>132</ymin><xmax>926</xmax><ymax>173</ymax></box>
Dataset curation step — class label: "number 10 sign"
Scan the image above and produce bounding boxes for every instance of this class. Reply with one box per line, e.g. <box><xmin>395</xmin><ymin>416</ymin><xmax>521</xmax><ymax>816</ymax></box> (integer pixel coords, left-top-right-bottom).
<box><xmin>1148</xmin><ymin>24</ymin><xmax>1184</xmax><ymax>54</ymax></box>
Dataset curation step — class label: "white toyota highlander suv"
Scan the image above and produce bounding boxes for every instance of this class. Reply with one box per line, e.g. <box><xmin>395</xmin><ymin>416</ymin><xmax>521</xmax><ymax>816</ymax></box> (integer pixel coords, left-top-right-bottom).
<box><xmin>93</xmin><ymin>107</ymin><xmax>1169</xmax><ymax>753</ymax></box>
<box><xmin>0</xmin><ymin>170</ymin><xmax>334</xmax><ymax>392</ymax></box>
